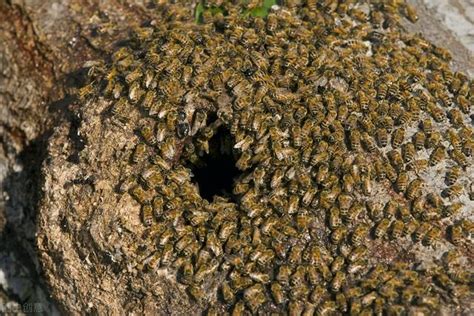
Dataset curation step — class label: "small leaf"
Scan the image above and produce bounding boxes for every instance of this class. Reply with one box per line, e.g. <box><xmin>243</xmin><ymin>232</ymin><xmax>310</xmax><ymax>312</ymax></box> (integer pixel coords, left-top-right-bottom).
<box><xmin>263</xmin><ymin>0</ymin><xmax>277</xmax><ymax>10</ymax></box>
<box><xmin>250</xmin><ymin>7</ymin><xmax>268</xmax><ymax>17</ymax></box>
<box><xmin>195</xmin><ymin>2</ymin><xmax>205</xmax><ymax>24</ymax></box>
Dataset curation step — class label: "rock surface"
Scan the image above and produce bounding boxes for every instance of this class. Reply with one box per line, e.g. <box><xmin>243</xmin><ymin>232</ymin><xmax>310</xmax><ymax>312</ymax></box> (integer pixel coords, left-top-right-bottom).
<box><xmin>0</xmin><ymin>0</ymin><xmax>473</xmax><ymax>314</ymax></box>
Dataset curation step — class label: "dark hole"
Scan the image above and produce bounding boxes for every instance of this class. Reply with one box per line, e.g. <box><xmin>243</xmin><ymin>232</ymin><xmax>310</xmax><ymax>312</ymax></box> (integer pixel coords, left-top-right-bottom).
<box><xmin>188</xmin><ymin>126</ymin><xmax>240</xmax><ymax>201</ymax></box>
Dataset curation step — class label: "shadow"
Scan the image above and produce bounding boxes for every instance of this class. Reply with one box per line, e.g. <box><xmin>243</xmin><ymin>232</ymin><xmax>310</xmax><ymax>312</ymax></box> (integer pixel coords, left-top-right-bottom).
<box><xmin>1</xmin><ymin>129</ymin><xmax>61</xmax><ymax>315</ymax></box>
<box><xmin>0</xmin><ymin>68</ymin><xmax>88</xmax><ymax>314</ymax></box>
<box><xmin>187</xmin><ymin>126</ymin><xmax>241</xmax><ymax>201</ymax></box>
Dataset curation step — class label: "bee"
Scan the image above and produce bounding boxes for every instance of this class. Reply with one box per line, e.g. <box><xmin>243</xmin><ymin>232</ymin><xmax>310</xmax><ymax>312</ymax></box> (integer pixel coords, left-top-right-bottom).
<box><xmin>406</xmin><ymin>179</ymin><xmax>423</xmax><ymax>200</ymax></box>
<box><xmin>395</xmin><ymin>171</ymin><xmax>409</xmax><ymax>193</ymax></box>
<box><xmin>288</xmin><ymin>244</ymin><xmax>304</xmax><ymax>265</ymax></box>
<box><xmin>349</xmin><ymin>130</ymin><xmax>362</xmax><ymax>151</ymax></box>
<box><xmin>231</xmin><ymin>300</ymin><xmax>246</xmax><ymax>316</ymax></box>
<box><xmin>130</xmin><ymin>143</ymin><xmax>147</xmax><ymax>163</ymax></box>
<box><xmin>446</xmin><ymin>129</ymin><xmax>462</xmax><ymax>150</ymax></box>
<box><xmin>398</xmin><ymin>205</ymin><xmax>412</xmax><ymax>222</ymax></box>
<box><xmin>141</xmin><ymin>204</ymin><xmax>154</xmax><ymax>226</ymax></box>
<box><xmin>243</xmin><ymin>284</ymin><xmax>267</xmax><ymax>312</ymax></box>
<box><xmin>391</xmin><ymin>128</ymin><xmax>405</xmax><ymax>148</ymax></box>
<box><xmin>187</xmin><ymin>283</ymin><xmax>205</xmax><ymax>303</ymax></box>
<box><xmin>179</xmin><ymin>261</ymin><xmax>194</xmax><ymax>285</ymax></box>
<box><xmin>441</xmin><ymin>203</ymin><xmax>463</xmax><ymax>219</ymax></box>
<box><xmin>425</xmin><ymin>131</ymin><xmax>442</xmax><ymax>149</ymax></box>
<box><xmin>402</xmin><ymin>219</ymin><xmax>419</xmax><ymax>238</ymax></box>
<box><xmin>141</xmin><ymin>167</ymin><xmax>165</xmax><ymax>189</ymax></box>
<box><xmin>361</xmin><ymin>132</ymin><xmax>377</xmax><ymax>153</ymax></box>
<box><xmin>270</xmin><ymin>282</ymin><xmax>285</xmax><ymax>305</ymax></box>
<box><xmin>448</xmin><ymin>108</ymin><xmax>464</xmax><ymax>127</ymax></box>
<box><xmin>276</xmin><ymin>264</ymin><xmax>292</xmax><ymax>286</ymax></box>
<box><xmin>145</xmin><ymin>251</ymin><xmax>162</xmax><ymax>271</ymax></box>
<box><xmin>449</xmin><ymin>225</ymin><xmax>463</xmax><ymax>245</ymax></box>
<box><xmin>149</xmin><ymin>153</ymin><xmax>171</xmax><ymax>172</ymax></box>
<box><xmin>450</xmin><ymin>149</ymin><xmax>468</xmax><ymax>168</ymax></box>
<box><xmin>414</xmin><ymin>222</ymin><xmax>431</xmax><ymax>242</ymax></box>
<box><xmin>457</xmin><ymin>95</ymin><xmax>471</xmax><ymax>114</ymax></box>
<box><xmin>463</xmin><ymin>138</ymin><xmax>474</xmax><ymax>157</ymax></box>
<box><xmin>316</xmin><ymin>163</ymin><xmax>330</xmax><ymax>184</ymax></box>
<box><xmin>429</xmin><ymin>146</ymin><xmax>446</xmax><ymax>166</ymax></box>
<box><xmin>443</xmin><ymin>184</ymin><xmax>463</xmax><ymax>200</ymax></box>
<box><xmin>421</xmin><ymin>118</ymin><xmax>433</xmax><ymax>135</ymax></box>
<box><xmin>423</xmin><ymin>226</ymin><xmax>441</xmax><ymax>246</ymax></box>
<box><xmin>330</xmin><ymin>271</ymin><xmax>346</xmax><ymax>293</ymax></box>
<box><xmin>444</xmin><ymin>166</ymin><xmax>462</xmax><ymax>187</ymax></box>
<box><xmin>129</xmin><ymin>186</ymin><xmax>152</xmax><ymax>204</ymax></box>
<box><xmin>367</xmin><ymin>200</ymin><xmax>383</xmax><ymax>221</ymax></box>
<box><xmin>390</xmin><ymin>220</ymin><xmax>404</xmax><ymax>240</ymax></box>
<box><xmin>159</xmin><ymin>242</ymin><xmax>174</xmax><ymax>266</ymax></box>
<box><xmin>344</xmin><ymin>203</ymin><xmax>364</xmax><ymax>224</ymax></box>
<box><xmin>331</xmin><ymin>227</ymin><xmax>347</xmax><ymax>245</ymax></box>
<box><xmin>416</xmin><ymin>296</ymin><xmax>439</xmax><ymax>310</ymax></box>
<box><xmin>316</xmin><ymin>300</ymin><xmax>337</xmax><ymax>316</ymax></box>
<box><xmin>374</xmin><ymin>219</ymin><xmax>391</xmax><ymax>239</ymax></box>
<box><xmin>138</xmin><ymin>123</ymin><xmax>156</xmax><ymax>145</ymax></box>
<box><xmin>291</xmin><ymin>265</ymin><xmax>307</xmax><ymax>286</ymax></box>
<box><xmin>402</xmin><ymin>143</ymin><xmax>416</xmax><ymax>162</ymax></box>
<box><xmin>110</xmin><ymin>97</ymin><xmax>132</xmax><ymax>122</ymax></box>
<box><xmin>429</xmin><ymin>102</ymin><xmax>446</xmax><ymax>122</ymax></box>
<box><xmin>376</xmin><ymin>128</ymin><xmax>388</xmax><ymax>147</ymax></box>
<box><xmin>388</xmin><ymin>150</ymin><xmax>404</xmax><ymax>171</ymax></box>
<box><xmin>328</xmin><ymin>207</ymin><xmax>341</xmax><ymax>229</ymax></box>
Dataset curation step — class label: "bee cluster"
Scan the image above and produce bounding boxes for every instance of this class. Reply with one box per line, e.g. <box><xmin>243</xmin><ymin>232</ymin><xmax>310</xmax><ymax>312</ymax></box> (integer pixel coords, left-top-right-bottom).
<box><xmin>80</xmin><ymin>0</ymin><xmax>473</xmax><ymax>314</ymax></box>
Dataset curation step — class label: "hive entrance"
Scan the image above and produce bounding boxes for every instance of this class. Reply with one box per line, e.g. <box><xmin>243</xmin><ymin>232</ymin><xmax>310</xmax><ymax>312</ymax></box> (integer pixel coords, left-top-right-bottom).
<box><xmin>189</xmin><ymin>126</ymin><xmax>240</xmax><ymax>201</ymax></box>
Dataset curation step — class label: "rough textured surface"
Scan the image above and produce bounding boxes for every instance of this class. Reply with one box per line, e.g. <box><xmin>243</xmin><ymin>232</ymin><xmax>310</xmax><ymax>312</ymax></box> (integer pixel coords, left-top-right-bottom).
<box><xmin>0</xmin><ymin>0</ymin><xmax>473</xmax><ymax>314</ymax></box>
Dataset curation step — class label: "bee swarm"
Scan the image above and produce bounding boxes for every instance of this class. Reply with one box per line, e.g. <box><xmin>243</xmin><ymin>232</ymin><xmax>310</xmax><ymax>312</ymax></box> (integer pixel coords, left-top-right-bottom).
<box><xmin>47</xmin><ymin>0</ymin><xmax>474</xmax><ymax>314</ymax></box>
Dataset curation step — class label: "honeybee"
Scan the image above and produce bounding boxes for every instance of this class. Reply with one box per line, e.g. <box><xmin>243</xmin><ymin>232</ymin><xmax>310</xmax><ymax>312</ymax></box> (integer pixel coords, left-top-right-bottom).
<box><xmin>395</xmin><ymin>171</ymin><xmax>409</xmax><ymax>193</ymax></box>
<box><xmin>421</xmin><ymin>118</ymin><xmax>433</xmax><ymax>135</ymax></box>
<box><xmin>388</xmin><ymin>150</ymin><xmax>404</xmax><ymax>171</ymax></box>
<box><xmin>463</xmin><ymin>138</ymin><xmax>474</xmax><ymax>157</ymax></box>
<box><xmin>316</xmin><ymin>300</ymin><xmax>337</xmax><ymax>316</ymax></box>
<box><xmin>331</xmin><ymin>227</ymin><xmax>347</xmax><ymax>244</ymax></box>
<box><xmin>402</xmin><ymin>143</ymin><xmax>416</xmax><ymax>162</ymax></box>
<box><xmin>270</xmin><ymin>282</ymin><xmax>285</xmax><ymax>305</ymax></box>
<box><xmin>129</xmin><ymin>186</ymin><xmax>152</xmax><ymax>204</ymax></box>
<box><xmin>450</xmin><ymin>149</ymin><xmax>468</xmax><ymax>168</ymax></box>
<box><xmin>391</xmin><ymin>128</ymin><xmax>405</xmax><ymax>148</ymax></box>
<box><xmin>424</xmin><ymin>226</ymin><xmax>441</xmax><ymax>246</ymax></box>
<box><xmin>414</xmin><ymin>222</ymin><xmax>431</xmax><ymax>242</ymax></box>
<box><xmin>444</xmin><ymin>166</ymin><xmax>461</xmax><ymax>187</ymax></box>
<box><xmin>443</xmin><ymin>202</ymin><xmax>463</xmax><ymax>217</ymax></box>
<box><xmin>328</xmin><ymin>207</ymin><xmax>341</xmax><ymax>229</ymax></box>
<box><xmin>443</xmin><ymin>184</ymin><xmax>463</xmax><ymax>200</ymax></box>
<box><xmin>243</xmin><ymin>284</ymin><xmax>267</xmax><ymax>312</ymax></box>
<box><xmin>374</xmin><ymin>219</ymin><xmax>391</xmax><ymax>239</ymax></box>
<box><xmin>349</xmin><ymin>130</ymin><xmax>362</xmax><ymax>151</ymax></box>
<box><xmin>390</xmin><ymin>220</ymin><xmax>404</xmax><ymax>240</ymax></box>
<box><xmin>361</xmin><ymin>132</ymin><xmax>377</xmax><ymax>153</ymax></box>
<box><xmin>231</xmin><ymin>300</ymin><xmax>246</xmax><ymax>316</ymax></box>
<box><xmin>398</xmin><ymin>205</ymin><xmax>412</xmax><ymax>223</ymax></box>
<box><xmin>138</xmin><ymin>123</ymin><xmax>156</xmax><ymax>145</ymax></box>
<box><xmin>330</xmin><ymin>271</ymin><xmax>346</xmax><ymax>292</ymax></box>
<box><xmin>145</xmin><ymin>250</ymin><xmax>162</xmax><ymax>271</ymax></box>
<box><xmin>448</xmin><ymin>108</ymin><xmax>464</xmax><ymax>127</ymax></box>
<box><xmin>457</xmin><ymin>95</ymin><xmax>471</xmax><ymax>114</ymax></box>
<box><xmin>429</xmin><ymin>102</ymin><xmax>447</xmax><ymax>122</ymax></box>
<box><xmin>449</xmin><ymin>225</ymin><xmax>463</xmax><ymax>245</ymax></box>
<box><xmin>141</xmin><ymin>204</ymin><xmax>153</xmax><ymax>226</ymax></box>
<box><xmin>429</xmin><ymin>146</ymin><xmax>446</xmax><ymax>166</ymax></box>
